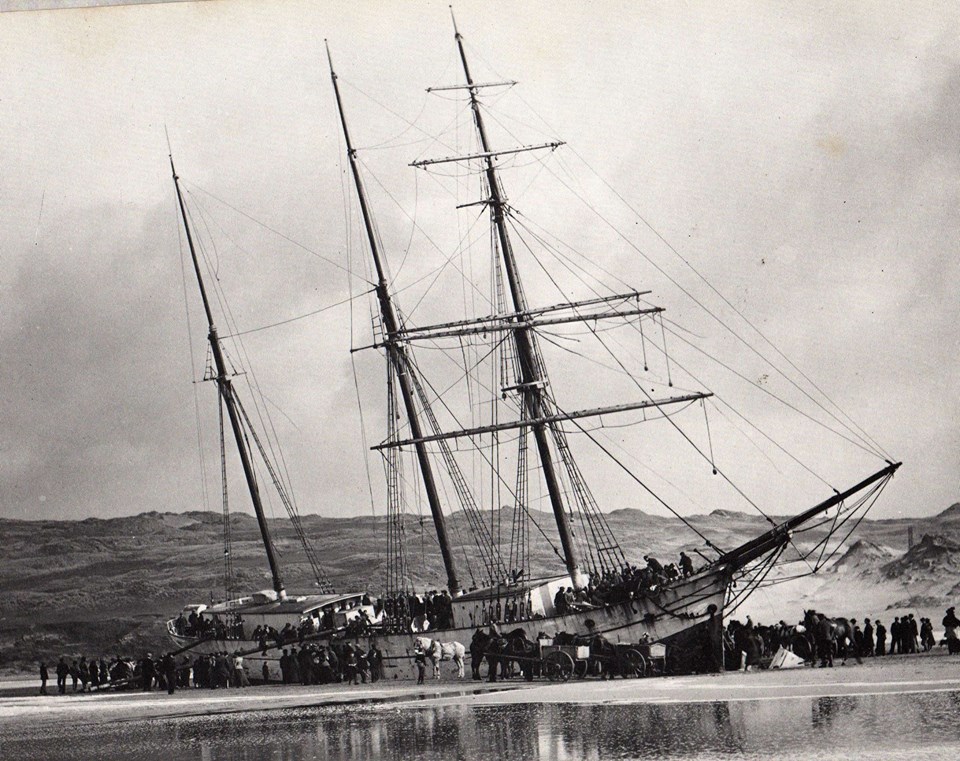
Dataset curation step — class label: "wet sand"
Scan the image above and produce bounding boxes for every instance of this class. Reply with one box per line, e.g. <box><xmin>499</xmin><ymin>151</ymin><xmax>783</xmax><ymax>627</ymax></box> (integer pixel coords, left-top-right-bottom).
<box><xmin>3</xmin><ymin>650</ymin><xmax>958</xmax><ymax>728</ymax></box>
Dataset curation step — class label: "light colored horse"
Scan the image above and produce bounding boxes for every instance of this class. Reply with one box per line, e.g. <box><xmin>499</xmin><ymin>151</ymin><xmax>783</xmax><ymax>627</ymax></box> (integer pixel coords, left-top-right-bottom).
<box><xmin>415</xmin><ymin>636</ymin><xmax>466</xmax><ymax>679</ymax></box>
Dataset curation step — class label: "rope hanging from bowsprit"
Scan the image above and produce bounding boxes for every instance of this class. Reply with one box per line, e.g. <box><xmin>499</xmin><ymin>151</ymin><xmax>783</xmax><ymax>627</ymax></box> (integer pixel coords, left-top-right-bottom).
<box><xmin>702</xmin><ymin>399</ymin><xmax>717</xmax><ymax>475</ymax></box>
<box><xmin>659</xmin><ymin>313</ymin><xmax>673</xmax><ymax>387</ymax></box>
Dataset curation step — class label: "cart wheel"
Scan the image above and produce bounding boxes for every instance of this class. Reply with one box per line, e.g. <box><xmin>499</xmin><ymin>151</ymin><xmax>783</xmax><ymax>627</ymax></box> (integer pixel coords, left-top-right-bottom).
<box><xmin>574</xmin><ymin>659</ymin><xmax>589</xmax><ymax>678</ymax></box>
<box><xmin>621</xmin><ymin>649</ymin><xmax>647</xmax><ymax>678</ymax></box>
<box><xmin>543</xmin><ymin>650</ymin><xmax>575</xmax><ymax>682</ymax></box>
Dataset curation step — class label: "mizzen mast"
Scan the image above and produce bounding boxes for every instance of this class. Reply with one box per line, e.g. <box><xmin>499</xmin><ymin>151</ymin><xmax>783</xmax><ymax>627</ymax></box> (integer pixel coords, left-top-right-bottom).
<box><xmin>326</xmin><ymin>44</ymin><xmax>462</xmax><ymax>596</ymax></box>
<box><xmin>170</xmin><ymin>156</ymin><xmax>286</xmax><ymax>599</ymax></box>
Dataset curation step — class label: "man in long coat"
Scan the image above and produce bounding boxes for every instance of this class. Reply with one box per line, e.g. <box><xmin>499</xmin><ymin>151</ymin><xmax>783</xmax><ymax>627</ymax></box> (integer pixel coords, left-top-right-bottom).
<box><xmin>55</xmin><ymin>657</ymin><xmax>69</xmax><ymax>694</ymax></box>
<box><xmin>874</xmin><ymin>621</ymin><xmax>887</xmax><ymax>656</ymax></box>
<box><xmin>862</xmin><ymin>619</ymin><xmax>875</xmax><ymax>657</ymax></box>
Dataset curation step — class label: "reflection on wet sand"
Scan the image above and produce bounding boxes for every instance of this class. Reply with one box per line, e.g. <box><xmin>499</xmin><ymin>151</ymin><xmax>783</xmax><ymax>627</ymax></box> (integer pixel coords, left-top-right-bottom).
<box><xmin>4</xmin><ymin>690</ymin><xmax>960</xmax><ymax>760</ymax></box>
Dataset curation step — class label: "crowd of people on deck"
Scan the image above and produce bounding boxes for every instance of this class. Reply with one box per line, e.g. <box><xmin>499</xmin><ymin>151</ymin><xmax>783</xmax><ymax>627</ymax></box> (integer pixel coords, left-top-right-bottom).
<box><xmin>553</xmin><ymin>553</ymin><xmax>696</xmax><ymax>616</ymax></box>
<box><xmin>36</xmin><ymin>602</ymin><xmax>960</xmax><ymax>695</ymax></box>
<box><xmin>380</xmin><ymin>590</ymin><xmax>453</xmax><ymax>632</ymax></box>
<box><xmin>36</xmin><ymin>540</ymin><xmax>960</xmax><ymax>699</ymax></box>
<box><xmin>170</xmin><ymin>610</ymin><xmax>245</xmax><ymax>641</ymax></box>
<box><xmin>163</xmin><ymin>554</ymin><xmax>695</xmax><ymax>652</ymax></box>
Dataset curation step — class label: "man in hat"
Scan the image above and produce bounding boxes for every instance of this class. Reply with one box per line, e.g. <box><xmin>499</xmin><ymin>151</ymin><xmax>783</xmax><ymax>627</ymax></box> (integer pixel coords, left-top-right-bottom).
<box><xmin>414</xmin><ymin>646</ymin><xmax>427</xmax><ymax>685</ymax></box>
<box><xmin>55</xmin><ymin>656</ymin><xmax>69</xmax><ymax>694</ymax></box>
<box><xmin>943</xmin><ymin>607</ymin><xmax>960</xmax><ymax>654</ymax></box>
<box><xmin>862</xmin><ymin>618</ymin><xmax>875</xmax><ymax>657</ymax></box>
<box><xmin>874</xmin><ymin>619</ymin><xmax>886</xmax><ymax>656</ymax></box>
<box><xmin>161</xmin><ymin>653</ymin><xmax>177</xmax><ymax>694</ymax></box>
<box><xmin>140</xmin><ymin>653</ymin><xmax>155</xmax><ymax>691</ymax></box>
<box><xmin>644</xmin><ymin>555</ymin><xmax>664</xmax><ymax>576</ymax></box>
<box><xmin>553</xmin><ymin>586</ymin><xmax>567</xmax><ymax>616</ymax></box>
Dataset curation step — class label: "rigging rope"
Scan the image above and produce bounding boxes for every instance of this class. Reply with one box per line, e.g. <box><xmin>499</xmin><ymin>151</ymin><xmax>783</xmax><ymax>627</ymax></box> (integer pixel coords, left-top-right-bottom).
<box><xmin>175</xmin><ymin>196</ymin><xmax>212</xmax><ymax>505</ymax></box>
<box><xmin>561</xmin><ymin>407</ymin><xmax>723</xmax><ymax>553</ymax></box>
<box><xmin>234</xmin><ymin>395</ymin><xmax>334</xmax><ymax>593</ymax></box>
<box><xmin>184</xmin><ymin>181</ymin><xmax>366</xmax><ymax>280</ymax></box>
<box><xmin>586</xmin><ymin>321</ymin><xmax>777</xmax><ymax>526</ymax></box>
<box><xmin>218</xmin><ymin>380</ymin><xmax>234</xmax><ymax>597</ymax></box>
<box><xmin>224</xmin><ymin>291</ymin><xmax>372</xmax><ymax>338</ymax></box>
<box><xmin>545</xmin><ymin>150</ymin><xmax>890</xmax><ymax>462</ymax></box>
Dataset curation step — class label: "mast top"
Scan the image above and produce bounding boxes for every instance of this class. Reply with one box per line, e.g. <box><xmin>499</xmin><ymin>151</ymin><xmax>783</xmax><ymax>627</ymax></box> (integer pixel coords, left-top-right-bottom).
<box><xmin>450</xmin><ymin>6</ymin><xmax>460</xmax><ymax>37</ymax></box>
<box><xmin>324</xmin><ymin>38</ymin><xmax>335</xmax><ymax>75</ymax></box>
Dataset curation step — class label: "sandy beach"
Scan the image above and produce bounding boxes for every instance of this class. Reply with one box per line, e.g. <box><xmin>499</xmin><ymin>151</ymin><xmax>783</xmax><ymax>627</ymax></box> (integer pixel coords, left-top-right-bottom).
<box><xmin>3</xmin><ymin>650</ymin><xmax>958</xmax><ymax>729</ymax></box>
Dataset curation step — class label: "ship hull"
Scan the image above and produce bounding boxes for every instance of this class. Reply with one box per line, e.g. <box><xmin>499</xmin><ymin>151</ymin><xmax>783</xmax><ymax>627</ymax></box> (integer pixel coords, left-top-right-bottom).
<box><xmin>168</xmin><ymin>566</ymin><xmax>730</xmax><ymax>681</ymax></box>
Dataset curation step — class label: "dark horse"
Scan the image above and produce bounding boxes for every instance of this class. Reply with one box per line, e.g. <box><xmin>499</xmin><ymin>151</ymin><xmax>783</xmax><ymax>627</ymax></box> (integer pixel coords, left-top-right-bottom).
<box><xmin>469</xmin><ymin>629</ymin><xmax>492</xmax><ymax>680</ymax></box>
<box><xmin>804</xmin><ymin>610</ymin><xmax>861</xmax><ymax>667</ymax></box>
<box><xmin>470</xmin><ymin>628</ymin><xmax>537</xmax><ymax>682</ymax></box>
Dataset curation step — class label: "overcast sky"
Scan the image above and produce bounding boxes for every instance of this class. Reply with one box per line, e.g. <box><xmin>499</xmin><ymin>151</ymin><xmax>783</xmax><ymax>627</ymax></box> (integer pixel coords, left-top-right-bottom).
<box><xmin>1</xmin><ymin>1</ymin><xmax>957</xmax><ymax>527</ymax></box>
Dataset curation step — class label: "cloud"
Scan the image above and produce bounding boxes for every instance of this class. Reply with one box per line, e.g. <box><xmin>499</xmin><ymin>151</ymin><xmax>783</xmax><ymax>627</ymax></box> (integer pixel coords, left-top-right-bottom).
<box><xmin>0</xmin><ymin>1</ymin><xmax>957</xmax><ymax>526</ymax></box>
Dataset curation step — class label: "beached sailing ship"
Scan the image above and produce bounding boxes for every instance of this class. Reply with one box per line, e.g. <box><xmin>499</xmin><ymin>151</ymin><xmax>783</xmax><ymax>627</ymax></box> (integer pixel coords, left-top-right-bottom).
<box><xmin>167</xmin><ymin>17</ymin><xmax>900</xmax><ymax>678</ymax></box>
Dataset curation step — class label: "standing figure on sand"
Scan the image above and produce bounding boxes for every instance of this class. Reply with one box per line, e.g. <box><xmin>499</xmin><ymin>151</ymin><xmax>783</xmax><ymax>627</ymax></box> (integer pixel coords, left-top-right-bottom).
<box><xmin>943</xmin><ymin>607</ymin><xmax>960</xmax><ymax>654</ymax></box>
<box><xmin>415</xmin><ymin>636</ymin><xmax>466</xmax><ymax>679</ymax></box>
<box><xmin>804</xmin><ymin>611</ymin><xmax>861</xmax><ymax>668</ymax></box>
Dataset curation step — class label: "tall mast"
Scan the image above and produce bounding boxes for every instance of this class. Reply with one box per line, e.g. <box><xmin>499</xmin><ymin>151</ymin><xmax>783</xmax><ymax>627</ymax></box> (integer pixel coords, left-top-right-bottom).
<box><xmin>451</xmin><ymin>14</ymin><xmax>585</xmax><ymax>588</ymax></box>
<box><xmin>326</xmin><ymin>44</ymin><xmax>462</xmax><ymax>595</ymax></box>
<box><xmin>170</xmin><ymin>156</ymin><xmax>286</xmax><ymax>599</ymax></box>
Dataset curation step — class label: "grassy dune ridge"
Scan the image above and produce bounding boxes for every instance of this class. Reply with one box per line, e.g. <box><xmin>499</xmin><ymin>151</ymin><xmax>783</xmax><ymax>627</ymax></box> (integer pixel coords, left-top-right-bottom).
<box><xmin>1</xmin><ymin>502</ymin><xmax>957</xmax><ymax>674</ymax></box>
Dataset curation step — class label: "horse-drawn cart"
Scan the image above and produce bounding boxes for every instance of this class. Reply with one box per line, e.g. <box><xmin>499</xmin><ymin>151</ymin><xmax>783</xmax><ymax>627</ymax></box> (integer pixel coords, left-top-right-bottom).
<box><xmin>540</xmin><ymin>643</ymin><xmax>589</xmax><ymax>682</ymax></box>
<box><xmin>539</xmin><ymin>640</ymin><xmax>648</xmax><ymax>681</ymax></box>
<box><xmin>636</xmin><ymin>642</ymin><xmax>666</xmax><ymax>676</ymax></box>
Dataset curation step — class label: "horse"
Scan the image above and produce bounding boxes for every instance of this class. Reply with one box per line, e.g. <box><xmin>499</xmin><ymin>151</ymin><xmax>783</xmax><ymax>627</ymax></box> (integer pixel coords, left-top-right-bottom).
<box><xmin>469</xmin><ymin>630</ymin><xmax>489</xmax><ymax>680</ymax></box>
<box><xmin>415</xmin><ymin>636</ymin><xmax>466</xmax><ymax>679</ymax></box>
<box><xmin>499</xmin><ymin>628</ymin><xmax>539</xmax><ymax>681</ymax></box>
<box><xmin>468</xmin><ymin>628</ymin><xmax>528</xmax><ymax>682</ymax></box>
<box><xmin>803</xmin><ymin>610</ymin><xmax>861</xmax><ymax>667</ymax></box>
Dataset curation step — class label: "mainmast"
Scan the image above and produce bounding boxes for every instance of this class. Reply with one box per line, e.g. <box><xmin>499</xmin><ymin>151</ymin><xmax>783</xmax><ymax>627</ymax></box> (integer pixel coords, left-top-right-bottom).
<box><xmin>451</xmin><ymin>15</ymin><xmax>586</xmax><ymax>588</ymax></box>
<box><xmin>326</xmin><ymin>45</ymin><xmax>462</xmax><ymax>595</ymax></box>
<box><xmin>170</xmin><ymin>156</ymin><xmax>286</xmax><ymax>599</ymax></box>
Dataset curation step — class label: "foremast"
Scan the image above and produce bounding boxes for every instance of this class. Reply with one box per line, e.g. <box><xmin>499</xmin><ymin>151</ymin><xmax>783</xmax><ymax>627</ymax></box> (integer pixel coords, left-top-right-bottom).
<box><xmin>451</xmin><ymin>15</ymin><xmax>586</xmax><ymax>587</ymax></box>
<box><xmin>170</xmin><ymin>156</ymin><xmax>286</xmax><ymax>599</ymax></box>
<box><xmin>326</xmin><ymin>45</ymin><xmax>462</xmax><ymax>596</ymax></box>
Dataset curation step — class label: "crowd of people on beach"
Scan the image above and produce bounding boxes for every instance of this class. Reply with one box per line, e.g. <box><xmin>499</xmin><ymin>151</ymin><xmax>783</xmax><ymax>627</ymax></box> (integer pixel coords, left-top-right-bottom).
<box><xmin>36</xmin><ymin>602</ymin><xmax>960</xmax><ymax>696</ymax></box>
<box><xmin>37</xmin><ymin>640</ymin><xmax>392</xmax><ymax>696</ymax></box>
<box><xmin>35</xmin><ymin>551</ymin><xmax>960</xmax><ymax>697</ymax></box>
<box><xmin>725</xmin><ymin>605</ymin><xmax>960</xmax><ymax>671</ymax></box>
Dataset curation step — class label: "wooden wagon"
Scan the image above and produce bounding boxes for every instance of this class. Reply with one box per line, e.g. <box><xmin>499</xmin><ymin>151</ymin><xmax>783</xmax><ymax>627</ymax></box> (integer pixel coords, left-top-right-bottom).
<box><xmin>540</xmin><ymin>642</ymin><xmax>590</xmax><ymax>682</ymax></box>
<box><xmin>540</xmin><ymin>640</ymin><xmax>649</xmax><ymax>682</ymax></box>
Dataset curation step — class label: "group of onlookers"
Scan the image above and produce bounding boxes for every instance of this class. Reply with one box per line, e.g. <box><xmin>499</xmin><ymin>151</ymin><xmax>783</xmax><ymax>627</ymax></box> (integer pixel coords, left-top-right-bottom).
<box><xmin>277</xmin><ymin>642</ymin><xmax>384</xmax><ymax>685</ymax></box>
<box><xmin>553</xmin><ymin>553</ymin><xmax>696</xmax><ymax>617</ymax></box>
<box><xmin>380</xmin><ymin>590</ymin><xmax>453</xmax><ymax>632</ymax></box>
<box><xmin>40</xmin><ymin>655</ymin><xmax>134</xmax><ymax>694</ymax></box>
<box><xmin>725</xmin><ymin>605</ymin><xmax>960</xmax><ymax>671</ymax></box>
<box><xmin>171</xmin><ymin>610</ymin><xmax>244</xmax><ymax>641</ymax></box>
<box><xmin>868</xmin><ymin>613</ymin><xmax>938</xmax><ymax>655</ymax></box>
<box><xmin>38</xmin><ymin>641</ymin><xmax>390</xmax><ymax>696</ymax></box>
